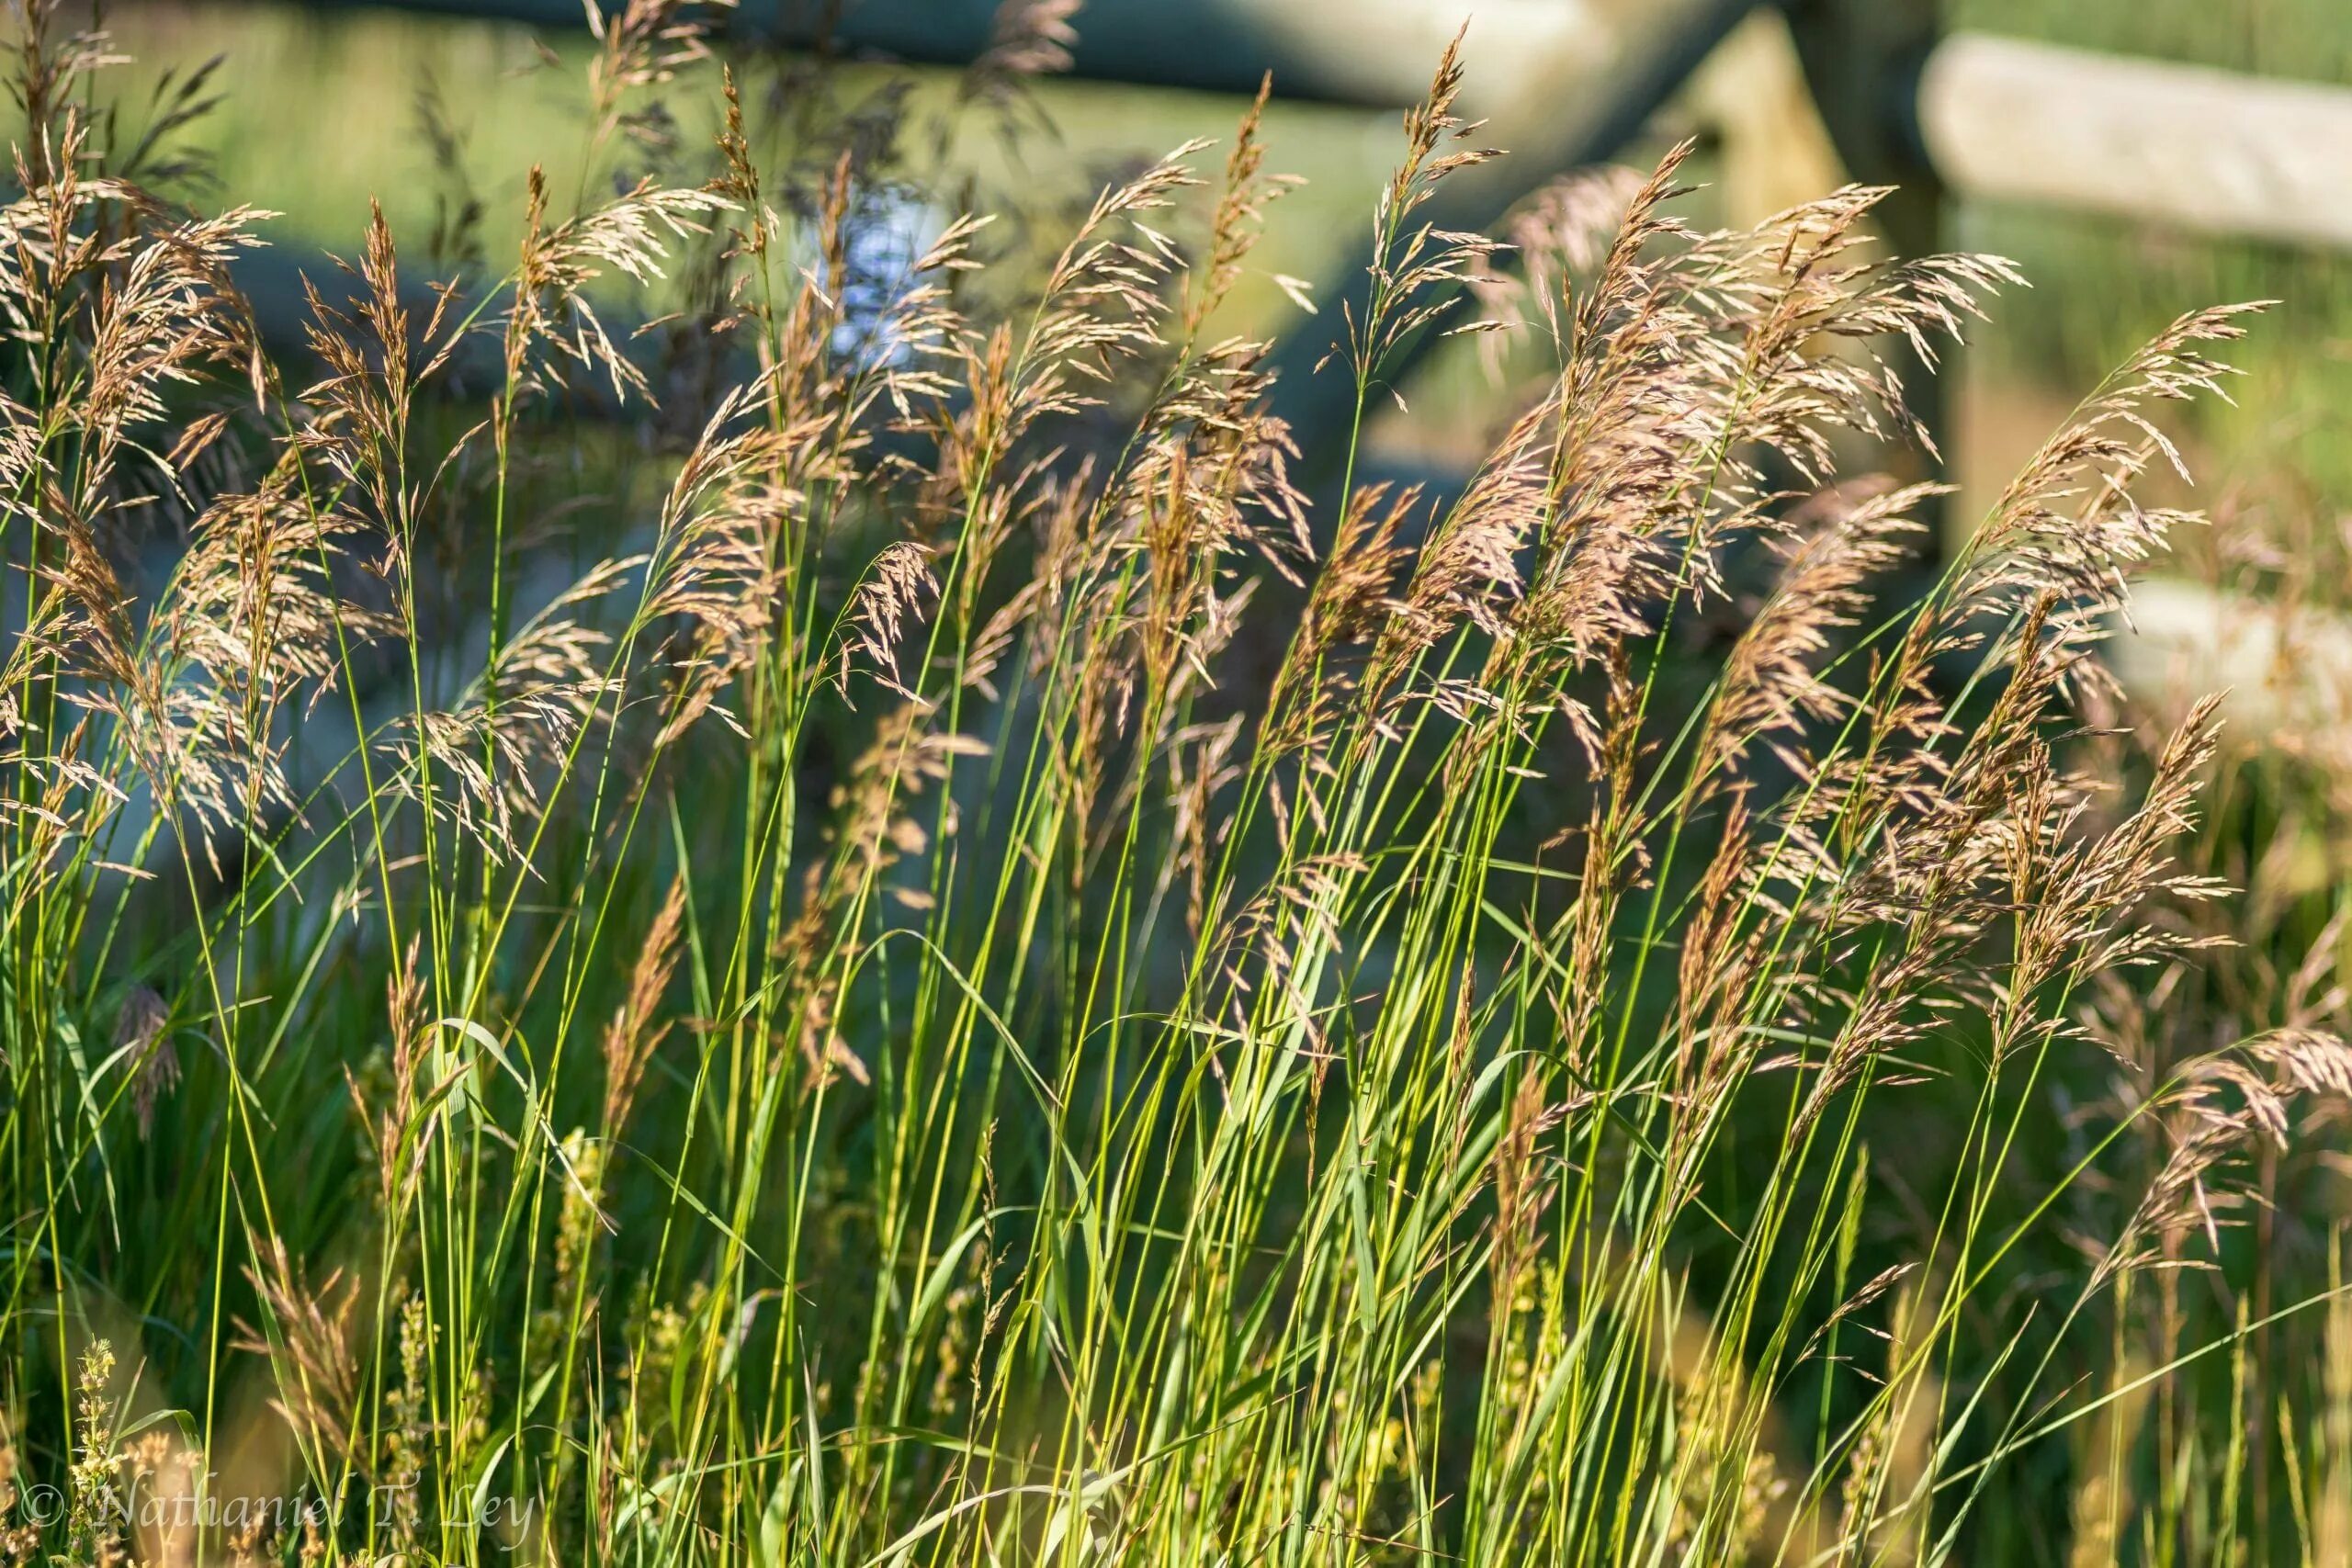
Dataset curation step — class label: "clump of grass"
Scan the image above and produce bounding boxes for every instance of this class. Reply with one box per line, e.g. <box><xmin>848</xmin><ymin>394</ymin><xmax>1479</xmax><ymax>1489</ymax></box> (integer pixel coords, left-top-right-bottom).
<box><xmin>0</xmin><ymin>3</ymin><xmax>2344</xmax><ymax>1563</ymax></box>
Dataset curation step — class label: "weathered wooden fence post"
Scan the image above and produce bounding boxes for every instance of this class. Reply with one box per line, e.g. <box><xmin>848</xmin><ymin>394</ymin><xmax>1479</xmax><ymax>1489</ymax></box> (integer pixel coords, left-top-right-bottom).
<box><xmin>1788</xmin><ymin>0</ymin><xmax>1951</xmax><ymax>547</ymax></box>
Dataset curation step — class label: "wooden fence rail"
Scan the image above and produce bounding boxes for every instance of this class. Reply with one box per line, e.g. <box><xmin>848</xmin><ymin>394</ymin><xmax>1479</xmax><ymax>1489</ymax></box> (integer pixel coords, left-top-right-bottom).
<box><xmin>1917</xmin><ymin>31</ymin><xmax>2352</xmax><ymax>254</ymax></box>
<box><xmin>310</xmin><ymin>0</ymin><xmax>1583</xmax><ymax>107</ymax></box>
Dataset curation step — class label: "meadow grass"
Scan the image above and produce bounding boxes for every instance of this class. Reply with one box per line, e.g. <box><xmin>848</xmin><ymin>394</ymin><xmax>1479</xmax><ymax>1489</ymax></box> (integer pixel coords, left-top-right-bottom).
<box><xmin>1</xmin><ymin>4</ymin><xmax>2348</xmax><ymax>1564</ymax></box>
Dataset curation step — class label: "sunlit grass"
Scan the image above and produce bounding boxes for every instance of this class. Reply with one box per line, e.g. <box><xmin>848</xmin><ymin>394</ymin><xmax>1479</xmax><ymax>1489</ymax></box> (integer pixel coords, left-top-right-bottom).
<box><xmin>1</xmin><ymin>6</ymin><xmax>2347</xmax><ymax>1566</ymax></box>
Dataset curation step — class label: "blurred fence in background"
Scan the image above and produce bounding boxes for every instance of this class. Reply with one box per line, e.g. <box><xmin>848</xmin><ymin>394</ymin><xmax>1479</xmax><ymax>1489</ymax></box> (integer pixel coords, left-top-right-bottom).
<box><xmin>259</xmin><ymin>0</ymin><xmax>2352</xmax><ymax>727</ymax></box>
<box><xmin>292</xmin><ymin>1</ymin><xmax>2352</xmax><ymax>466</ymax></box>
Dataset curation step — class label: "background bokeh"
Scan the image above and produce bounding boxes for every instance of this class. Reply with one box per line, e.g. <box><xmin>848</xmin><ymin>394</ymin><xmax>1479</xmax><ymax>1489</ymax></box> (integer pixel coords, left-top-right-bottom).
<box><xmin>94</xmin><ymin>0</ymin><xmax>2352</xmax><ymax>529</ymax></box>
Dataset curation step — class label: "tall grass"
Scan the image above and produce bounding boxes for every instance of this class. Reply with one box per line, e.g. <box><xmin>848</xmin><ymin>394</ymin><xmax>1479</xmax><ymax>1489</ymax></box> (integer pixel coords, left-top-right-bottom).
<box><xmin>0</xmin><ymin>4</ymin><xmax>2346</xmax><ymax>1564</ymax></box>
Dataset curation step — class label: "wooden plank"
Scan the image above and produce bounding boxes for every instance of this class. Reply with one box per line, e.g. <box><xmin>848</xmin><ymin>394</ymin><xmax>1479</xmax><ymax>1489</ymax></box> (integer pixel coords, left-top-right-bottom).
<box><xmin>2109</xmin><ymin>578</ymin><xmax>2352</xmax><ymax>743</ymax></box>
<box><xmin>306</xmin><ymin>0</ymin><xmax>1603</xmax><ymax>111</ymax></box>
<box><xmin>1918</xmin><ymin>32</ymin><xmax>2352</xmax><ymax>253</ymax></box>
